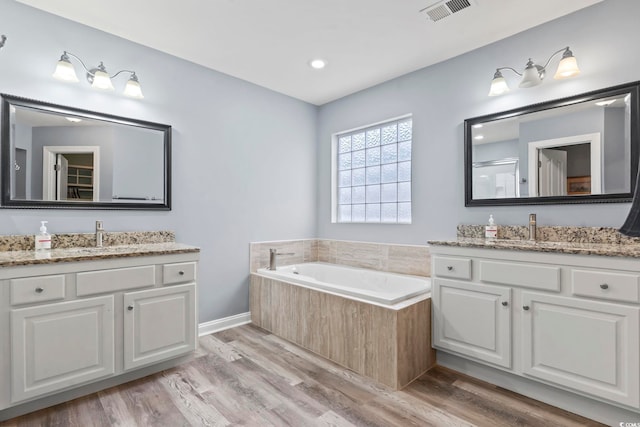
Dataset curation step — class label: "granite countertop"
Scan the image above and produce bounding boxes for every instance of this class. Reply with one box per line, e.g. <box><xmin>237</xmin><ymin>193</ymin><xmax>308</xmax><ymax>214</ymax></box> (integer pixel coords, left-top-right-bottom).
<box><xmin>0</xmin><ymin>242</ymin><xmax>200</xmax><ymax>268</ymax></box>
<box><xmin>428</xmin><ymin>238</ymin><xmax>640</xmax><ymax>258</ymax></box>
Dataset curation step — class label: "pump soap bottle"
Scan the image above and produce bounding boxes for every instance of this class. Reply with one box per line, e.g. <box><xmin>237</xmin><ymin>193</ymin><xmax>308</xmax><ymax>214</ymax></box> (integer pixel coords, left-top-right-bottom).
<box><xmin>35</xmin><ymin>221</ymin><xmax>52</xmax><ymax>251</ymax></box>
<box><xmin>485</xmin><ymin>215</ymin><xmax>498</xmax><ymax>240</ymax></box>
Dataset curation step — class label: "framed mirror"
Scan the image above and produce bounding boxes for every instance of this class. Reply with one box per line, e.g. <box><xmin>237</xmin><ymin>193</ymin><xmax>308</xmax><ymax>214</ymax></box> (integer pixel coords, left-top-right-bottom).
<box><xmin>1</xmin><ymin>94</ymin><xmax>171</xmax><ymax>210</ymax></box>
<box><xmin>464</xmin><ymin>81</ymin><xmax>640</xmax><ymax>206</ymax></box>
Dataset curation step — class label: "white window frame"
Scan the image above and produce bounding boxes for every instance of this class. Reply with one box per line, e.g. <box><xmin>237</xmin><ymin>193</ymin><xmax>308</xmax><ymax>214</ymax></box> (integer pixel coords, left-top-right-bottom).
<box><xmin>331</xmin><ymin>114</ymin><xmax>412</xmax><ymax>224</ymax></box>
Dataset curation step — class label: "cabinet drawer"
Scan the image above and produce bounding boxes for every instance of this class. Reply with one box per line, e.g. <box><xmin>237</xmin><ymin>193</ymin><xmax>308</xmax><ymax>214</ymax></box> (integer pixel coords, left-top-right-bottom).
<box><xmin>479</xmin><ymin>260</ymin><xmax>560</xmax><ymax>291</ymax></box>
<box><xmin>10</xmin><ymin>275</ymin><xmax>66</xmax><ymax>306</ymax></box>
<box><xmin>572</xmin><ymin>269</ymin><xmax>640</xmax><ymax>303</ymax></box>
<box><xmin>163</xmin><ymin>262</ymin><xmax>197</xmax><ymax>285</ymax></box>
<box><xmin>77</xmin><ymin>265</ymin><xmax>156</xmax><ymax>296</ymax></box>
<box><xmin>433</xmin><ymin>257</ymin><xmax>471</xmax><ymax>280</ymax></box>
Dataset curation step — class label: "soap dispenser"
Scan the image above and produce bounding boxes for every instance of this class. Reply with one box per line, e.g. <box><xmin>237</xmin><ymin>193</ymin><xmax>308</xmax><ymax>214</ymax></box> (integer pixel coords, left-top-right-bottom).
<box><xmin>485</xmin><ymin>215</ymin><xmax>498</xmax><ymax>239</ymax></box>
<box><xmin>35</xmin><ymin>221</ymin><xmax>52</xmax><ymax>251</ymax></box>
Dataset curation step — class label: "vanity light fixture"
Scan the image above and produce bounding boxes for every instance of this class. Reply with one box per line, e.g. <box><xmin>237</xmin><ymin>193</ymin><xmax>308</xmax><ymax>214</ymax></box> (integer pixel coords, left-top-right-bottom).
<box><xmin>488</xmin><ymin>47</ymin><xmax>580</xmax><ymax>96</ymax></box>
<box><xmin>52</xmin><ymin>51</ymin><xmax>144</xmax><ymax>99</ymax></box>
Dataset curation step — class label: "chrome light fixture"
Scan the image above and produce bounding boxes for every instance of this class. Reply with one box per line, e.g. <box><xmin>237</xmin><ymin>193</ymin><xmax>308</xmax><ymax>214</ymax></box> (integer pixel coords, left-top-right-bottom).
<box><xmin>53</xmin><ymin>51</ymin><xmax>144</xmax><ymax>99</ymax></box>
<box><xmin>488</xmin><ymin>47</ymin><xmax>580</xmax><ymax>96</ymax></box>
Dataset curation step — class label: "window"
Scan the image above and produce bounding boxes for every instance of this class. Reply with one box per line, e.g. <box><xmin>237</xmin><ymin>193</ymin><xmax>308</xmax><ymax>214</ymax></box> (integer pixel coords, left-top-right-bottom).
<box><xmin>333</xmin><ymin>117</ymin><xmax>412</xmax><ymax>223</ymax></box>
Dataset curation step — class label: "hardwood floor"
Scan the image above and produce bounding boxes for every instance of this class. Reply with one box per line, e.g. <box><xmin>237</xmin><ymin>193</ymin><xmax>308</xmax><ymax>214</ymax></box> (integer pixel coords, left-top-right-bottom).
<box><xmin>1</xmin><ymin>324</ymin><xmax>604</xmax><ymax>427</ymax></box>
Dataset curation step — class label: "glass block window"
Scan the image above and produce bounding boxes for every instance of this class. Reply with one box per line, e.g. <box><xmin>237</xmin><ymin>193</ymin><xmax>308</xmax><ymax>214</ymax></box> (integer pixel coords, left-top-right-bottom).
<box><xmin>335</xmin><ymin>117</ymin><xmax>412</xmax><ymax>224</ymax></box>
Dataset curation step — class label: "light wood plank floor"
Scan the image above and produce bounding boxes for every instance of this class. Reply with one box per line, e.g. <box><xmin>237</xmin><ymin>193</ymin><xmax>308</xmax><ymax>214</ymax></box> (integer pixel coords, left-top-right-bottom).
<box><xmin>1</xmin><ymin>324</ymin><xmax>604</xmax><ymax>427</ymax></box>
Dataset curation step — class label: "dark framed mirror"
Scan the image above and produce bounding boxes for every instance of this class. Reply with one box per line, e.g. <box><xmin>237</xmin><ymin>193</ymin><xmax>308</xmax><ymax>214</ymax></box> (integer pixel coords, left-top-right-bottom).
<box><xmin>464</xmin><ymin>81</ymin><xmax>640</xmax><ymax>206</ymax></box>
<box><xmin>1</xmin><ymin>94</ymin><xmax>171</xmax><ymax>210</ymax></box>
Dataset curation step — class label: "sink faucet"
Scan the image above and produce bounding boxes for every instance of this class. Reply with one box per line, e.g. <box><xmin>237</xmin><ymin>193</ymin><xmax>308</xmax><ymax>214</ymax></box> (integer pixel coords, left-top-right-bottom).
<box><xmin>528</xmin><ymin>213</ymin><xmax>536</xmax><ymax>241</ymax></box>
<box><xmin>268</xmin><ymin>248</ymin><xmax>295</xmax><ymax>270</ymax></box>
<box><xmin>96</xmin><ymin>220</ymin><xmax>104</xmax><ymax>247</ymax></box>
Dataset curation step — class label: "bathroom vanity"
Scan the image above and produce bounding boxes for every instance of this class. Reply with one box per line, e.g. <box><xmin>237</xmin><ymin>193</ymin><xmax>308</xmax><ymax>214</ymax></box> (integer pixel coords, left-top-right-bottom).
<box><xmin>0</xmin><ymin>239</ymin><xmax>199</xmax><ymax>421</ymax></box>
<box><xmin>429</xmin><ymin>235</ymin><xmax>640</xmax><ymax>423</ymax></box>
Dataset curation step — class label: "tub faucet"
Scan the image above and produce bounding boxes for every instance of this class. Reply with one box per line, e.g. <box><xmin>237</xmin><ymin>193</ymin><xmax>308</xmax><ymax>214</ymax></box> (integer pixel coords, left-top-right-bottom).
<box><xmin>268</xmin><ymin>248</ymin><xmax>295</xmax><ymax>270</ymax></box>
<box><xmin>96</xmin><ymin>220</ymin><xmax>104</xmax><ymax>247</ymax></box>
<box><xmin>528</xmin><ymin>213</ymin><xmax>536</xmax><ymax>241</ymax></box>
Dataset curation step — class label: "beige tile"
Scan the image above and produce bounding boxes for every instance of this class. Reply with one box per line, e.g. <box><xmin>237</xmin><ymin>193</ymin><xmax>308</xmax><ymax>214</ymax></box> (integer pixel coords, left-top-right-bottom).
<box><xmin>317</xmin><ymin>240</ymin><xmax>337</xmax><ymax>263</ymax></box>
<box><xmin>335</xmin><ymin>241</ymin><xmax>384</xmax><ymax>270</ymax></box>
<box><xmin>387</xmin><ymin>245</ymin><xmax>430</xmax><ymax>277</ymax></box>
<box><xmin>303</xmin><ymin>239</ymin><xmax>319</xmax><ymax>262</ymax></box>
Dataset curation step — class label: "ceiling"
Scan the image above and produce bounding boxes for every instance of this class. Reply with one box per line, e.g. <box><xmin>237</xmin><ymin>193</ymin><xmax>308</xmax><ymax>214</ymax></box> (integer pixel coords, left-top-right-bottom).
<box><xmin>17</xmin><ymin>0</ymin><xmax>602</xmax><ymax>105</ymax></box>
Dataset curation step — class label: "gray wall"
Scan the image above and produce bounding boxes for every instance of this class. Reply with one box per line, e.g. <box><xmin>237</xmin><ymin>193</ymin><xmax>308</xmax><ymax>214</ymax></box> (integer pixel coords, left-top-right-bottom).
<box><xmin>317</xmin><ymin>0</ymin><xmax>640</xmax><ymax>242</ymax></box>
<box><xmin>0</xmin><ymin>2</ymin><xmax>317</xmax><ymax>323</ymax></box>
<box><xmin>111</xmin><ymin>126</ymin><xmax>164</xmax><ymax>201</ymax></box>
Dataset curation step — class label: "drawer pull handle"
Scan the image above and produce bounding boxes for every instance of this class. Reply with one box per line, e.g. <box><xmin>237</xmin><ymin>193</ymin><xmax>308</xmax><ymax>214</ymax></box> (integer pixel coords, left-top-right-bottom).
<box><xmin>600</xmin><ymin>283</ymin><xmax>609</xmax><ymax>290</ymax></box>
<box><xmin>179</xmin><ymin>271</ymin><xmax>185</xmax><ymax>276</ymax></box>
<box><xmin>523</xmin><ymin>305</ymin><xmax>530</xmax><ymax>311</ymax></box>
<box><xmin>501</xmin><ymin>301</ymin><xmax>508</xmax><ymax>307</ymax></box>
<box><xmin>447</xmin><ymin>266</ymin><xmax>453</xmax><ymax>271</ymax></box>
<box><xmin>35</xmin><ymin>287</ymin><xmax>44</xmax><ymax>293</ymax></box>
<box><xmin>127</xmin><ymin>305</ymin><xmax>134</xmax><ymax>311</ymax></box>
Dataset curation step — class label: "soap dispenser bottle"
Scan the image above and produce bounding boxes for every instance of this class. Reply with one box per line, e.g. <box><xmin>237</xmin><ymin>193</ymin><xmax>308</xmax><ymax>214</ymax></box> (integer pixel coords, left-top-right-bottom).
<box><xmin>485</xmin><ymin>215</ymin><xmax>498</xmax><ymax>239</ymax></box>
<box><xmin>35</xmin><ymin>221</ymin><xmax>52</xmax><ymax>251</ymax></box>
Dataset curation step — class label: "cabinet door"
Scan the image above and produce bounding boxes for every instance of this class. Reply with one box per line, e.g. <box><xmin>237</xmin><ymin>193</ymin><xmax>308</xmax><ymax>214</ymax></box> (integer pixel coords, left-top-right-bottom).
<box><xmin>10</xmin><ymin>296</ymin><xmax>115</xmax><ymax>403</ymax></box>
<box><xmin>123</xmin><ymin>283</ymin><xmax>196</xmax><ymax>370</ymax></box>
<box><xmin>522</xmin><ymin>292</ymin><xmax>640</xmax><ymax>407</ymax></box>
<box><xmin>433</xmin><ymin>279</ymin><xmax>511</xmax><ymax>368</ymax></box>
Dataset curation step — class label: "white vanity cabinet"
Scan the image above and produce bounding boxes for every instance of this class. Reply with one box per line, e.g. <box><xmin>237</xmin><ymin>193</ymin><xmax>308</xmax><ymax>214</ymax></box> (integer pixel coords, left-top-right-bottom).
<box><xmin>430</xmin><ymin>244</ymin><xmax>640</xmax><ymax>412</ymax></box>
<box><xmin>0</xmin><ymin>251</ymin><xmax>199</xmax><ymax>419</ymax></box>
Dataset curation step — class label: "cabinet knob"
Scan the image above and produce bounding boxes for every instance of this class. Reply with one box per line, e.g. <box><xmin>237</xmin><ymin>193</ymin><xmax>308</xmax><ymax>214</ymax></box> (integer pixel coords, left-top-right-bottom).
<box><xmin>127</xmin><ymin>305</ymin><xmax>134</xmax><ymax>311</ymax></box>
<box><xmin>446</xmin><ymin>266</ymin><xmax>453</xmax><ymax>271</ymax></box>
<box><xmin>35</xmin><ymin>287</ymin><xmax>44</xmax><ymax>293</ymax></box>
<box><xmin>179</xmin><ymin>271</ymin><xmax>185</xmax><ymax>276</ymax></box>
<box><xmin>501</xmin><ymin>301</ymin><xmax>508</xmax><ymax>307</ymax></box>
<box><xmin>600</xmin><ymin>283</ymin><xmax>609</xmax><ymax>290</ymax></box>
<box><xmin>523</xmin><ymin>305</ymin><xmax>530</xmax><ymax>311</ymax></box>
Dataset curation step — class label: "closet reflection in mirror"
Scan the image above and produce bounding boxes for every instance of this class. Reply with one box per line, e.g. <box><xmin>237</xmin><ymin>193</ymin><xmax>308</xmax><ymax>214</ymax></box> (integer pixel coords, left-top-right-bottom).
<box><xmin>2</xmin><ymin>94</ymin><xmax>171</xmax><ymax>210</ymax></box>
<box><xmin>465</xmin><ymin>82</ymin><xmax>639</xmax><ymax>206</ymax></box>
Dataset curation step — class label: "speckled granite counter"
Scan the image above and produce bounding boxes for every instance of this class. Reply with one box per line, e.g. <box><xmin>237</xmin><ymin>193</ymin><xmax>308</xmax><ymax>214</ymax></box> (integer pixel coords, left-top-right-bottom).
<box><xmin>428</xmin><ymin>225</ymin><xmax>640</xmax><ymax>258</ymax></box>
<box><xmin>428</xmin><ymin>238</ymin><xmax>640</xmax><ymax>258</ymax></box>
<box><xmin>0</xmin><ymin>231</ymin><xmax>199</xmax><ymax>267</ymax></box>
<box><xmin>0</xmin><ymin>242</ymin><xmax>200</xmax><ymax>268</ymax></box>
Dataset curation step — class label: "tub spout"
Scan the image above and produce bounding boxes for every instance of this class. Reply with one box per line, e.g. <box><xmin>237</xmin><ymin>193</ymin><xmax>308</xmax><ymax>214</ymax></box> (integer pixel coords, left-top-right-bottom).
<box><xmin>269</xmin><ymin>248</ymin><xmax>295</xmax><ymax>270</ymax></box>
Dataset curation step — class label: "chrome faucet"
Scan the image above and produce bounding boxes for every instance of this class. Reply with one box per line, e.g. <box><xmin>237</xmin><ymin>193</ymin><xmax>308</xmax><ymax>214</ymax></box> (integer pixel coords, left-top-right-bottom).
<box><xmin>268</xmin><ymin>248</ymin><xmax>295</xmax><ymax>270</ymax></box>
<box><xmin>96</xmin><ymin>220</ymin><xmax>104</xmax><ymax>247</ymax></box>
<box><xmin>528</xmin><ymin>213</ymin><xmax>536</xmax><ymax>241</ymax></box>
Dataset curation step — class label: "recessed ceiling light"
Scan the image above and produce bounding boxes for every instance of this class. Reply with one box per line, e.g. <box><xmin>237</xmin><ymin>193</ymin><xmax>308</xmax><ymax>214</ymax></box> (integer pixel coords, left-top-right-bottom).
<box><xmin>474</xmin><ymin>135</ymin><xmax>484</xmax><ymax>140</ymax></box>
<box><xmin>66</xmin><ymin>117</ymin><xmax>82</xmax><ymax>123</ymax></box>
<box><xmin>309</xmin><ymin>59</ymin><xmax>327</xmax><ymax>70</ymax></box>
<box><xmin>472</xmin><ymin>124</ymin><xmax>483</xmax><ymax>129</ymax></box>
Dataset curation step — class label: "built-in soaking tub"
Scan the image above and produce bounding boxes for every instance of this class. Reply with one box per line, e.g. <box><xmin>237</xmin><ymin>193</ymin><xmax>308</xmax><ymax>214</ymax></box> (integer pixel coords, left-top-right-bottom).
<box><xmin>258</xmin><ymin>262</ymin><xmax>430</xmax><ymax>305</ymax></box>
<box><xmin>250</xmin><ymin>262</ymin><xmax>436</xmax><ymax>389</ymax></box>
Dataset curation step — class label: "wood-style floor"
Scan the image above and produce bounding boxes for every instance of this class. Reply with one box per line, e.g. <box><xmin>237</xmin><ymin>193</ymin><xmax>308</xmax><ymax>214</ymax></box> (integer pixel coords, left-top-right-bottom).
<box><xmin>1</xmin><ymin>324</ymin><xmax>604</xmax><ymax>427</ymax></box>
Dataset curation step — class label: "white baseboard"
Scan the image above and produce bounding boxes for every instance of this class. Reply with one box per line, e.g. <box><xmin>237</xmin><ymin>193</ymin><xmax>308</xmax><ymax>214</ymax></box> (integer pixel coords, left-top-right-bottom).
<box><xmin>198</xmin><ymin>312</ymin><xmax>252</xmax><ymax>336</ymax></box>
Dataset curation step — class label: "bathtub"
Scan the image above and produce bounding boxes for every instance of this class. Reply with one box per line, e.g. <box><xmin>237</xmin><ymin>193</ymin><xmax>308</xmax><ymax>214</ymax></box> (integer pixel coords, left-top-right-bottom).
<box><xmin>256</xmin><ymin>262</ymin><xmax>430</xmax><ymax>305</ymax></box>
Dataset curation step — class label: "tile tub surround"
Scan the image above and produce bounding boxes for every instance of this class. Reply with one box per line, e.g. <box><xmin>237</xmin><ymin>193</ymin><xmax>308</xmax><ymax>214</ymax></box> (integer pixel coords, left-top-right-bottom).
<box><xmin>0</xmin><ymin>230</ymin><xmax>175</xmax><ymax>252</ymax></box>
<box><xmin>250</xmin><ymin>239</ymin><xmax>430</xmax><ymax>277</ymax></box>
<box><xmin>250</xmin><ymin>274</ymin><xmax>436</xmax><ymax>389</ymax></box>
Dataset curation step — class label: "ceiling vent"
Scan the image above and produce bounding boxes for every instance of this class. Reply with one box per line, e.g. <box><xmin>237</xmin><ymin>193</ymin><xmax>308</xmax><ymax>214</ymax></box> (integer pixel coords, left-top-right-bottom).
<box><xmin>421</xmin><ymin>0</ymin><xmax>473</xmax><ymax>22</ymax></box>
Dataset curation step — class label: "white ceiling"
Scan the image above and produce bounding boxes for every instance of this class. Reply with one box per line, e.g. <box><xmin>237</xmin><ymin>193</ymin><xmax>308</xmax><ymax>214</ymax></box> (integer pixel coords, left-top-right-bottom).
<box><xmin>17</xmin><ymin>0</ymin><xmax>602</xmax><ymax>105</ymax></box>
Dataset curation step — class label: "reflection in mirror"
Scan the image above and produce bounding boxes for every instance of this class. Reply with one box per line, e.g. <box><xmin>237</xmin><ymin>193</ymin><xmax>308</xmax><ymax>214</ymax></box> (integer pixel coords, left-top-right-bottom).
<box><xmin>1</xmin><ymin>94</ymin><xmax>171</xmax><ymax>210</ymax></box>
<box><xmin>465</xmin><ymin>82</ymin><xmax>639</xmax><ymax>206</ymax></box>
